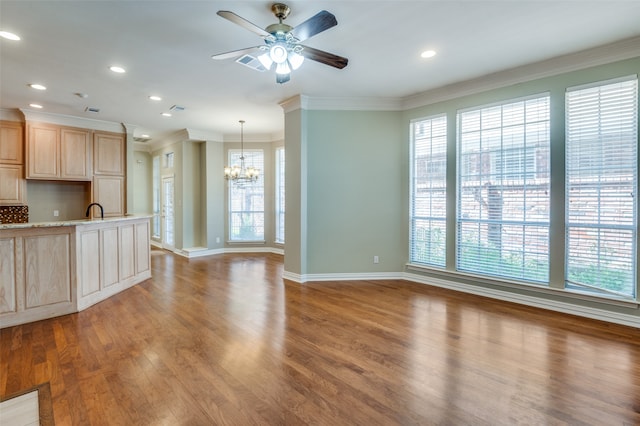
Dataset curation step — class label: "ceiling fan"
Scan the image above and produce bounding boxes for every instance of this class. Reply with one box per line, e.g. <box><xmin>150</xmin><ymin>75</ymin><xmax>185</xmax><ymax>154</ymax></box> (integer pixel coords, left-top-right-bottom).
<box><xmin>211</xmin><ymin>3</ymin><xmax>348</xmax><ymax>84</ymax></box>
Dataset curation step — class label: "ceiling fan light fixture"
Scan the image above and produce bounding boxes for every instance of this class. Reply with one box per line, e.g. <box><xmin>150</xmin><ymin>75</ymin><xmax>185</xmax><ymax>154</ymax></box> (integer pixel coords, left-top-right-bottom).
<box><xmin>288</xmin><ymin>51</ymin><xmax>304</xmax><ymax>70</ymax></box>
<box><xmin>257</xmin><ymin>53</ymin><xmax>274</xmax><ymax>70</ymax></box>
<box><xmin>269</xmin><ymin>43</ymin><xmax>288</xmax><ymax>64</ymax></box>
<box><xmin>275</xmin><ymin>61</ymin><xmax>291</xmax><ymax>75</ymax></box>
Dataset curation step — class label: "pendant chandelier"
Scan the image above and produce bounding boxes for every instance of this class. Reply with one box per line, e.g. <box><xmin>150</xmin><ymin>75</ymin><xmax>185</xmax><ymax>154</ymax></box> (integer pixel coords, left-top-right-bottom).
<box><xmin>224</xmin><ymin>120</ymin><xmax>259</xmax><ymax>185</ymax></box>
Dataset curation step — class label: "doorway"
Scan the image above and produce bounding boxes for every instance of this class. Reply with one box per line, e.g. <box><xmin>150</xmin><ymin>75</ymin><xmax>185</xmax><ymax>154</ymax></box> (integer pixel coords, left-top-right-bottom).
<box><xmin>161</xmin><ymin>175</ymin><xmax>175</xmax><ymax>251</ymax></box>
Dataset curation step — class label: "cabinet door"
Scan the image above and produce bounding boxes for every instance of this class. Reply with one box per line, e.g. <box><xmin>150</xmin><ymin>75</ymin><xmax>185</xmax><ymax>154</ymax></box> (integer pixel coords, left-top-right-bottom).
<box><xmin>93</xmin><ymin>175</ymin><xmax>124</xmax><ymax>217</ymax></box>
<box><xmin>24</xmin><ymin>233</ymin><xmax>71</xmax><ymax>308</ymax></box>
<box><xmin>94</xmin><ymin>132</ymin><xmax>124</xmax><ymax>175</ymax></box>
<box><xmin>0</xmin><ymin>121</ymin><xmax>24</xmax><ymax>165</ymax></box>
<box><xmin>60</xmin><ymin>127</ymin><xmax>92</xmax><ymax>180</ymax></box>
<box><xmin>0</xmin><ymin>237</ymin><xmax>16</xmax><ymax>314</ymax></box>
<box><xmin>0</xmin><ymin>165</ymin><xmax>26</xmax><ymax>205</ymax></box>
<box><xmin>27</xmin><ymin>124</ymin><xmax>59</xmax><ymax>179</ymax></box>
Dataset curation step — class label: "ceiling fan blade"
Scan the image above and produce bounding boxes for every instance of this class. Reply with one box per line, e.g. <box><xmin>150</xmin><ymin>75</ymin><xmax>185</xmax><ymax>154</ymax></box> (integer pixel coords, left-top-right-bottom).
<box><xmin>217</xmin><ymin>10</ymin><xmax>271</xmax><ymax>37</ymax></box>
<box><xmin>299</xmin><ymin>45</ymin><xmax>348</xmax><ymax>69</ymax></box>
<box><xmin>293</xmin><ymin>10</ymin><xmax>337</xmax><ymax>42</ymax></box>
<box><xmin>211</xmin><ymin>46</ymin><xmax>261</xmax><ymax>60</ymax></box>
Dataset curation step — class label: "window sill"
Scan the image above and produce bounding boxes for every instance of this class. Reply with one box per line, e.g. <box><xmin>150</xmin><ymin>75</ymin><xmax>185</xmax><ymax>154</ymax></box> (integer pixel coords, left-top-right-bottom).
<box><xmin>406</xmin><ymin>262</ymin><xmax>639</xmax><ymax>309</ymax></box>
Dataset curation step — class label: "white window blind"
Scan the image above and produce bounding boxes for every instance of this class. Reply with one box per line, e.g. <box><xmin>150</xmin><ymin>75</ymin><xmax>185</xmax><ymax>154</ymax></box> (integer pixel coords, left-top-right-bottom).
<box><xmin>410</xmin><ymin>115</ymin><xmax>447</xmax><ymax>266</ymax></box>
<box><xmin>228</xmin><ymin>149</ymin><xmax>265</xmax><ymax>241</ymax></box>
<box><xmin>565</xmin><ymin>76</ymin><xmax>638</xmax><ymax>298</ymax></box>
<box><xmin>457</xmin><ymin>95</ymin><xmax>550</xmax><ymax>282</ymax></box>
<box><xmin>275</xmin><ymin>147</ymin><xmax>285</xmax><ymax>244</ymax></box>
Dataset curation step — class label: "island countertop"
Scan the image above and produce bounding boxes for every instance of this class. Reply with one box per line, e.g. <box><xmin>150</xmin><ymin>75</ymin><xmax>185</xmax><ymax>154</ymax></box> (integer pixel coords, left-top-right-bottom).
<box><xmin>0</xmin><ymin>214</ymin><xmax>152</xmax><ymax>230</ymax></box>
<box><xmin>0</xmin><ymin>214</ymin><xmax>152</xmax><ymax>328</ymax></box>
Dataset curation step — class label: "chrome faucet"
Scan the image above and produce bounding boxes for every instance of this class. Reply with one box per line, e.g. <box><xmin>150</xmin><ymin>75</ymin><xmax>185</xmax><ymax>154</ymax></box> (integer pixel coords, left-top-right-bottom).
<box><xmin>86</xmin><ymin>202</ymin><xmax>104</xmax><ymax>219</ymax></box>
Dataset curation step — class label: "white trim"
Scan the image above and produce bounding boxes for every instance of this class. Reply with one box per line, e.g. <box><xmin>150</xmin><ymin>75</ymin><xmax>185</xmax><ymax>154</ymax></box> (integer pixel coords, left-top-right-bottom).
<box><xmin>172</xmin><ymin>246</ymin><xmax>284</xmax><ymax>258</ymax></box>
<box><xmin>19</xmin><ymin>108</ymin><xmax>125</xmax><ymax>132</ymax></box>
<box><xmin>282</xmin><ymin>270</ymin><xmax>303</xmax><ymax>283</ymax></box>
<box><xmin>404</xmin><ymin>272</ymin><xmax>640</xmax><ymax>329</ymax></box>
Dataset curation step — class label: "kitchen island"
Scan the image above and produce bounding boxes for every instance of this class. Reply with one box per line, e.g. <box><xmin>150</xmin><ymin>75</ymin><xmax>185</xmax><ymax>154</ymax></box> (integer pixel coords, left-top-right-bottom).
<box><xmin>0</xmin><ymin>215</ymin><xmax>151</xmax><ymax>328</ymax></box>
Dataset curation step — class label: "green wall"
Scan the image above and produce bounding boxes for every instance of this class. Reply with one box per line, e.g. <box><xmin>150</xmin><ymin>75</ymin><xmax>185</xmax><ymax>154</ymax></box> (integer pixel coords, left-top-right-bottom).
<box><xmin>305</xmin><ymin>110</ymin><xmax>406</xmax><ymax>273</ymax></box>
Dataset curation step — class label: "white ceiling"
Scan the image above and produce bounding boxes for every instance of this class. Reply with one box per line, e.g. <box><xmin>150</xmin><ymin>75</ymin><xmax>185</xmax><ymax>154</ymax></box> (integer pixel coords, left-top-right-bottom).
<box><xmin>1</xmin><ymin>1</ymin><xmax>640</xmax><ymax>141</ymax></box>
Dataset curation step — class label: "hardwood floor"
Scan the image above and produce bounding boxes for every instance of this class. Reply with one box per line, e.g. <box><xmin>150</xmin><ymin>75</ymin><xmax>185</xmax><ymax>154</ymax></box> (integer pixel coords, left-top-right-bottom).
<box><xmin>1</xmin><ymin>249</ymin><xmax>639</xmax><ymax>425</ymax></box>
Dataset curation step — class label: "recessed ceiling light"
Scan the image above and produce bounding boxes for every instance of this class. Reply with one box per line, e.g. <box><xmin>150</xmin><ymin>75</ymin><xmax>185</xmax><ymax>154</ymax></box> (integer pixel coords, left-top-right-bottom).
<box><xmin>29</xmin><ymin>103</ymin><xmax>43</xmax><ymax>109</ymax></box>
<box><xmin>161</xmin><ymin>112</ymin><xmax>172</xmax><ymax>117</ymax></box>
<box><xmin>0</xmin><ymin>31</ymin><xmax>20</xmax><ymax>41</ymax></box>
<box><xmin>29</xmin><ymin>83</ymin><xmax>46</xmax><ymax>90</ymax></box>
<box><xmin>149</xmin><ymin>95</ymin><xmax>162</xmax><ymax>101</ymax></box>
<box><xmin>109</xmin><ymin>66</ymin><xmax>126</xmax><ymax>73</ymax></box>
<box><xmin>421</xmin><ymin>50</ymin><xmax>437</xmax><ymax>59</ymax></box>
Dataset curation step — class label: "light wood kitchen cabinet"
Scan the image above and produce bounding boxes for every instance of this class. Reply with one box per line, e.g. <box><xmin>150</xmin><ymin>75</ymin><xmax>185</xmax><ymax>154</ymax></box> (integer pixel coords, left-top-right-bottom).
<box><xmin>0</xmin><ymin>121</ymin><xmax>24</xmax><ymax>165</ymax></box>
<box><xmin>27</xmin><ymin>124</ymin><xmax>59</xmax><ymax>178</ymax></box>
<box><xmin>0</xmin><ymin>121</ymin><xmax>27</xmax><ymax>205</ymax></box>
<box><xmin>0</xmin><ymin>216</ymin><xmax>151</xmax><ymax>327</ymax></box>
<box><xmin>0</xmin><ymin>226</ymin><xmax>75</xmax><ymax>326</ymax></box>
<box><xmin>93</xmin><ymin>175</ymin><xmax>124</xmax><ymax>217</ymax></box>
<box><xmin>26</xmin><ymin>123</ymin><xmax>92</xmax><ymax>181</ymax></box>
<box><xmin>94</xmin><ymin>131</ymin><xmax>125</xmax><ymax>175</ymax></box>
<box><xmin>60</xmin><ymin>127</ymin><xmax>92</xmax><ymax>179</ymax></box>
<box><xmin>0</xmin><ymin>165</ymin><xmax>26</xmax><ymax>205</ymax></box>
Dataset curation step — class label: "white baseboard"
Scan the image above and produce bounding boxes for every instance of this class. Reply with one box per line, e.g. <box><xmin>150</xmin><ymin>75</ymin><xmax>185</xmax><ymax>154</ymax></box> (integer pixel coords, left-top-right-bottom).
<box><xmin>173</xmin><ymin>246</ymin><xmax>284</xmax><ymax>258</ymax></box>
<box><xmin>403</xmin><ymin>272</ymin><xmax>639</xmax><ymax>328</ymax></box>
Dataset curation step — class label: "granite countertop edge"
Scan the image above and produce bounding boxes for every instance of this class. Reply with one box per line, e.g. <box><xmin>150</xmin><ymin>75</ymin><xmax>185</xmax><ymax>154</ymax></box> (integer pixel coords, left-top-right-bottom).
<box><xmin>0</xmin><ymin>214</ymin><xmax>152</xmax><ymax>230</ymax></box>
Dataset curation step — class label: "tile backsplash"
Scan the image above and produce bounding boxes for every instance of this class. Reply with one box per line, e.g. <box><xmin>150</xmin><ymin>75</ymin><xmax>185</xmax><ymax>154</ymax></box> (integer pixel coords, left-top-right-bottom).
<box><xmin>0</xmin><ymin>206</ymin><xmax>29</xmax><ymax>224</ymax></box>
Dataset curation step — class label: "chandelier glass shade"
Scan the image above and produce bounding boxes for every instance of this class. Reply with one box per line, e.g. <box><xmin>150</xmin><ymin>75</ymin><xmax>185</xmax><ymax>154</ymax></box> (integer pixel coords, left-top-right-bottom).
<box><xmin>224</xmin><ymin>120</ymin><xmax>259</xmax><ymax>185</ymax></box>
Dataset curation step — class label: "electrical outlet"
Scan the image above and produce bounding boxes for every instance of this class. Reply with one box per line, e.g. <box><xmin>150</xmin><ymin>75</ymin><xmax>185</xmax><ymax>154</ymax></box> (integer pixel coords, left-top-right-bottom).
<box><xmin>53</xmin><ymin>210</ymin><xmax>59</xmax><ymax>217</ymax></box>
<box><xmin>373</xmin><ymin>255</ymin><xmax>379</xmax><ymax>264</ymax></box>
<box><xmin>216</xmin><ymin>237</ymin><xmax>221</xmax><ymax>243</ymax></box>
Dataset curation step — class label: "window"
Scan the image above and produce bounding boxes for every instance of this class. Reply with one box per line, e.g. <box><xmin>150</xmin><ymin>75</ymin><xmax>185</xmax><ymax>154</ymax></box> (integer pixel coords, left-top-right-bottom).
<box><xmin>275</xmin><ymin>147</ymin><xmax>285</xmax><ymax>244</ymax></box>
<box><xmin>228</xmin><ymin>150</ymin><xmax>265</xmax><ymax>241</ymax></box>
<box><xmin>457</xmin><ymin>95</ymin><xmax>551</xmax><ymax>282</ymax></box>
<box><xmin>410</xmin><ymin>115</ymin><xmax>447</xmax><ymax>266</ymax></box>
<box><xmin>164</xmin><ymin>152</ymin><xmax>174</xmax><ymax>169</ymax></box>
<box><xmin>152</xmin><ymin>155</ymin><xmax>160</xmax><ymax>238</ymax></box>
<box><xmin>565</xmin><ymin>76</ymin><xmax>638</xmax><ymax>298</ymax></box>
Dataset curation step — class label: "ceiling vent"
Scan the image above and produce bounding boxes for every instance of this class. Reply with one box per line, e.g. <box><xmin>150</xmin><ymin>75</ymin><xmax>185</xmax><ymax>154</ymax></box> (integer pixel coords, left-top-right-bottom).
<box><xmin>235</xmin><ymin>54</ymin><xmax>266</xmax><ymax>72</ymax></box>
<box><xmin>169</xmin><ymin>104</ymin><xmax>185</xmax><ymax>111</ymax></box>
<box><xmin>133</xmin><ymin>136</ymin><xmax>152</xmax><ymax>143</ymax></box>
<box><xmin>84</xmin><ymin>107</ymin><xmax>100</xmax><ymax>113</ymax></box>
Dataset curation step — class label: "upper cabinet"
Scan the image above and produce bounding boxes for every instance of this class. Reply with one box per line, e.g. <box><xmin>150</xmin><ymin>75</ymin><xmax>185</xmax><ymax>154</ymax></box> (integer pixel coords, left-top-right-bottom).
<box><xmin>92</xmin><ymin>131</ymin><xmax>125</xmax><ymax>217</ymax></box>
<box><xmin>0</xmin><ymin>121</ymin><xmax>24</xmax><ymax>164</ymax></box>
<box><xmin>61</xmin><ymin>127</ymin><xmax>93</xmax><ymax>179</ymax></box>
<box><xmin>0</xmin><ymin>121</ymin><xmax>26</xmax><ymax>206</ymax></box>
<box><xmin>94</xmin><ymin>131</ymin><xmax>125</xmax><ymax>176</ymax></box>
<box><xmin>26</xmin><ymin>122</ymin><xmax>92</xmax><ymax>181</ymax></box>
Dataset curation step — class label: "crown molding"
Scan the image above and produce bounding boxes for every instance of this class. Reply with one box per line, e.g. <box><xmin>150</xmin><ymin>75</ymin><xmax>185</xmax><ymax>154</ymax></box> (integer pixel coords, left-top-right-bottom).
<box><xmin>0</xmin><ymin>108</ymin><xmax>24</xmax><ymax>122</ymax></box>
<box><xmin>402</xmin><ymin>35</ymin><xmax>640</xmax><ymax>110</ymax></box>
<box><xmin>279</xmin><ymin>36</ymin><xmax>640</xmax><ymax>113</ymax></box>
<box><xmin>18</xmin><ymin>108</ymin><xmax>125</xmax><ymax>133</ymax></box>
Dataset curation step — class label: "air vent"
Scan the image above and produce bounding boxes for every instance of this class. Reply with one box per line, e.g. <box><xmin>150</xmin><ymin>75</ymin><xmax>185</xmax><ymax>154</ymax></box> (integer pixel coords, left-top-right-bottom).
<box><xmin>84</xmin><ymin>107</ymin><xmax>100</xmax><ymax>113</ymax></box>
<box><xmin>236</xmin><ymin>54</ymin><xmax>266</xmax><ymax>72</ymax></box>
<box><xmin>133</xmin><ymin>136</ymin><xmax>152</xmax><ymax>143</ymax></box>
<box><xmin>169</xmin><ymin>104</ymin><xmax>185</xmax><ymax>111</ymax></box>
